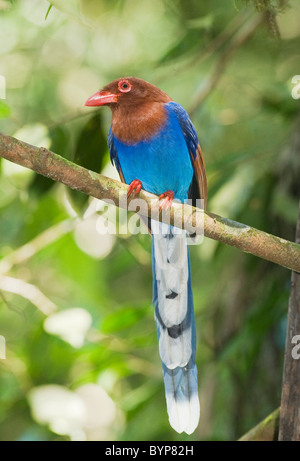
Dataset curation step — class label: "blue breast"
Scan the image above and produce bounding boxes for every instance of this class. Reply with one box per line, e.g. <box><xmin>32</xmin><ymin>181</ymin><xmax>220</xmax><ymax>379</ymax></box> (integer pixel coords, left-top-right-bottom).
<box><xmin>111</xmin><ymin>104</ymin><xmax>193</xmax><ymax>202</ymax></box>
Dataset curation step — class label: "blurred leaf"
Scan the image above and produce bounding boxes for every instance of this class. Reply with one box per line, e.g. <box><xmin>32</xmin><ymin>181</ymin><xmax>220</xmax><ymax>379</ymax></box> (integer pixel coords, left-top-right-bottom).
<box><xmin>159</xmin><ymin>29</ymin><xmax>206</xmax><ymax>64</ymax></box>
<box><xmin>1</xmin><ymin>158</ymin><xmax>34</xmax><ymax>189</ymax></box>
<box><xmin>188</xmin><ymin>14</ymin><xmax>214</xmax><ymax>30</ymax></box>
<box><xmin>272</xmin><ymin>189</ymin><xmax>299</xmax><ymax>225</ymax></box>
<box><xmin>73</xmin><ymin>114</ymin><xmax>106</xmax><ymax>172</ymax></box>
<box><xmin>13</xmin><ymin>124</ymin><xmax>51</xmax><ymax>149</ymax></box>
<box><xmin>67</xmin><ymin>113</ymin><xmax>107</xmax><ymax>214</ymax></box>
<box><xmin>0</xmin><ymin>101</ymin><xmax>11</xmax><ymax>119</ymax></box>
<box><xmin>29</xmin><ymin>126</ymin><xmax>69</xmax><ymax>196</ymax></box>
<box><xmin>102</xmin><ymin>305</ymin><xmax>149</xmax><ymax>334</ymax></box>
<box><xmin>261</xmin><ymin>89</ymin><xmax>299</xmax><ymax>118</ymax></box>
<box><xmin>0</xmin><ymin>0</ymin><xmax>11</xmax><ymax>10</ymax></box>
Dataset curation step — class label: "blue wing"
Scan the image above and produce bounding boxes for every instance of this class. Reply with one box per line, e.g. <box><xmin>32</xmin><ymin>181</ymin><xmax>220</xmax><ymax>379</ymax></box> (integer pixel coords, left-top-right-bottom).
<box><xmin>165</xmin><ymin>102</ymin><xmax>207</xmax><ymax>209</ymax></box>
<box><xmin>108</xmin><ymin>126</ymin><xmax>125</xmax><ymax>182</ymax></box>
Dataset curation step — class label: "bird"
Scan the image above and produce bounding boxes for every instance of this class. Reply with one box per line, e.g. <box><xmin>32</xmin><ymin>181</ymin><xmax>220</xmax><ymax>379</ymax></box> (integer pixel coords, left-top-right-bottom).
<box><xmin>85</xmin><ymin>77</ymin><xmax>207</xmax><ymax>435</ymax></box>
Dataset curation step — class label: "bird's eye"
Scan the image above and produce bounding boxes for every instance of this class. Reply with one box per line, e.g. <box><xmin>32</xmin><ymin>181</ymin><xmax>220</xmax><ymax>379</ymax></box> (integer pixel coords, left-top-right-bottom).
<box><xmin>118</xmin><ymin>80</ymin><xmax>132</xmax><ymax>93</ymax></box>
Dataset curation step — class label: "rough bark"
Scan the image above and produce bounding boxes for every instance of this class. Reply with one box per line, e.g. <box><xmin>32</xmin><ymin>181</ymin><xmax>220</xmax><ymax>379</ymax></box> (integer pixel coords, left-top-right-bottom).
<box><xmin>279</xmin><ymin>202</ymin><xmax>300</xmax><ymax>440</ymax></box>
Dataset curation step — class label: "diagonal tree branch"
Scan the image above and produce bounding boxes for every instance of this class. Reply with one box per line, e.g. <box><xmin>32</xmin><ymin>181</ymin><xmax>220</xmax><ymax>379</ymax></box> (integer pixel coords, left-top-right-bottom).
<box><xmin>0</xmin><ymin>218</ymin><xmax>75</xmax><ymax>275</ymax></box>
<box><xmin>0</xmin><ymin>275</ymin><xmax>57</xmax><ymax>316</ymax></box>
<box><xmin>239</xmin><ymin>407</ymin><xmax>280</xmax><ymax>441</ymax></box>
<box><xmin>0</xmin><ymin>132</ymin><xmax>300</xmax><ymax>272</ymax></box>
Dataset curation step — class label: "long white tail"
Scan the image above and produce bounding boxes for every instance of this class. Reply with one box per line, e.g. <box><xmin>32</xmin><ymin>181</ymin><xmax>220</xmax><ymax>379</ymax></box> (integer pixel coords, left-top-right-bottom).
<box><xmin>151</xmin><ymin>220</ymin><xmax>200</xmax><ymax>434</ymax></box>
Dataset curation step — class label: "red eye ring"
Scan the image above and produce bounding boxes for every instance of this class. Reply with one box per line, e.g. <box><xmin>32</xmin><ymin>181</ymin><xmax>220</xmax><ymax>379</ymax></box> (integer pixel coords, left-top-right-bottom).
<box><xmin>118</xmin><ymin>80</ymin><xmax>132</xmax><ymax>93</ymax></box>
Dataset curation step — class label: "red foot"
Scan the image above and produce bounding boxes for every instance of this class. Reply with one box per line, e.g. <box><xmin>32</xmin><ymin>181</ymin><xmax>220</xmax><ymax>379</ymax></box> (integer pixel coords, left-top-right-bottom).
<box><xmin>159</xmin><ymin>190</ymin><xmax>174</xmax><ymax>211</ymax></box>
<box><xmin>127</xmin><ymin>179</ymin><xmax>142</xmax><ymax>198</ymax></box>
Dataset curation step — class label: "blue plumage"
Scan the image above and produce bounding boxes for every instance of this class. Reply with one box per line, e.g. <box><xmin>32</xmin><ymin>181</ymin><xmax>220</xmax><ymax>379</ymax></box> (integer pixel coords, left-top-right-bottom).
<box><xmin>85</xmin><ymin>77</ymin><xmax>207</xmax><ymax>435</ymax></box>
<box><xmin>167</xmin><ymin>102</ymin><xmax>199</xmax><ymax>162</ymax></box>
<box><xmin>110</xmin><ymin>102</ymin><xmax>194</xmax><ymax>202</ymax></box>
<box><xmin>111</xmin><ymin>101</ymin><xmax>200</xmax><ymax>434</ymax></box>
<box><xmin>152</xmin><ymin>225</ymin><xmax>199</xmax><ymax>434</ymax></box>
<box><xmin>151</xmin><ymin>219</ymin><xmax>199</xmax><ymax>434</ymax></box>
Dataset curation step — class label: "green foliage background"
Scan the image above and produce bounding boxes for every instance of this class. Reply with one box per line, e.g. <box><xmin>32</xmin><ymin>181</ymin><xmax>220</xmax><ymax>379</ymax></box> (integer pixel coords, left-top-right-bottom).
<box><xmin>0</xmin><ymin>0</ymin><xmax>299</xmax><ymax>441</ymax></box>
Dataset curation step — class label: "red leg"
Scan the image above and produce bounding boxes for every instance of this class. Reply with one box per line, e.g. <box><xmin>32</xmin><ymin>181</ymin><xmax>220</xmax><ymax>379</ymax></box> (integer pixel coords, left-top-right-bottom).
<box><xmin>158</xmin><ymin>190</ymin><xmax>174</xmax><ymax>211</ymax></box>
<box><xmin>127</xmin><ymin>179</ymin><xmax>142</xmax><ymax>198</ymax></box>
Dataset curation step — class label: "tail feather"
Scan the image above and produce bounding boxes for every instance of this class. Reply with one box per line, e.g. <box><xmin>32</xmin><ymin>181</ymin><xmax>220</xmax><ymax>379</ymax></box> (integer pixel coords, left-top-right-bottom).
<box><xmin>152</xmin><ymin>220</ymin><xmax>200</xmax><ymax>434</ymax></box>
<box><xmin>163</xmin><ymin>362</ymin><xmax>200</xmax><ymax>435</ymax></box>
<box><xmin>155</xmin><ymin>307</ymin><xmax>192</xmax><ymax>369</ymax></box>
